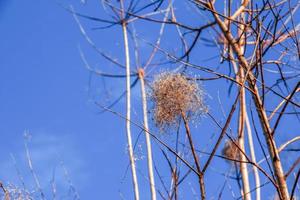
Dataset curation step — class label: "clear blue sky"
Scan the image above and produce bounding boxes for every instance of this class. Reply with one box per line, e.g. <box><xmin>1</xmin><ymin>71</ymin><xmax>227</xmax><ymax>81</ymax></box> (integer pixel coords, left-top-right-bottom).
<box><xmin>0</xmin><ymin>0</ymin><xmax>299</xmax><ymax>199</ymax></box>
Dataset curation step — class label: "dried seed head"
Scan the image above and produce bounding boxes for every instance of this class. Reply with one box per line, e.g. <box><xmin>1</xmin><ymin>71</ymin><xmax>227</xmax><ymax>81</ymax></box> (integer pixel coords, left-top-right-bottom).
<box><xmin>222</xmin><ymin>140</ymin><xmax>240</xmax><ymax>162</ymax></box>
<box><xmin>150</xmin><ymin>72</ymin><xmax>206</xmax><ymax>130</ymax></box>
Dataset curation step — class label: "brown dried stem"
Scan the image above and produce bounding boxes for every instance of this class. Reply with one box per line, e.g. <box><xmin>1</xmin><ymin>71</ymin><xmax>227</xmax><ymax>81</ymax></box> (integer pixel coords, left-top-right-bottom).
<box><xmin>181</xmin><ymin>111</ymin><xmax>206</xmax><ymax>200</ymax></box>
<box><xmin>205</xmin><ymin>1</ymin><xmax>290</xmax><ymax>199</ymax></box>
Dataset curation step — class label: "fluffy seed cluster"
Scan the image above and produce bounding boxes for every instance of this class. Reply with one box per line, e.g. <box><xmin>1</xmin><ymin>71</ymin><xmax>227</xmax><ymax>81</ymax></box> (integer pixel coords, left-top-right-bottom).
<box><xmin>222</xmin><ymin>140</ymin><xmax>240</xmax><ymax>162</ymax></box>
<box><xmin>150</xmin><ymin>72</ymin><xmax>206</xmax><ymax>129</ymax></box>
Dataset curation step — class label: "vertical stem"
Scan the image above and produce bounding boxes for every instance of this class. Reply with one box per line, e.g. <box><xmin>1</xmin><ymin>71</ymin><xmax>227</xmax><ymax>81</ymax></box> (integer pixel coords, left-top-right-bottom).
<box><xmin>120</xmin><ymin>2</ymin><xmax>139</xmax><ymax>198</ymax></box>
<box><xmin>237</xmin><ymin>71</ymin><xmax>251</xmax><ymax>200</ymax></box>
<box><xmin>245</xmin><ymin>112</ymin><xmax>261</xmax><ymax>200</ymax></box>
<box><xmin>237</xmin><ymin>9</ymin><xmax>251</xmax><ymax>200</ymax></box>
<box><xmin>249</xmin><ymin>84</ymin><xmax>289</xmax><ymax>200</ymax></box>
<box><xmin>138</xmin><ymin>69</ymin><xmax>157</xmax><ymax>200</ymax></box>
<box><xmin>181</xmin><ymin>111</ymin><xmax>206</xmax><ymax>200</ymax></box>
<box><xmin>173</xmin><ymin>169</ymin><xmax>178</xmax><ymax>200</ymax></box>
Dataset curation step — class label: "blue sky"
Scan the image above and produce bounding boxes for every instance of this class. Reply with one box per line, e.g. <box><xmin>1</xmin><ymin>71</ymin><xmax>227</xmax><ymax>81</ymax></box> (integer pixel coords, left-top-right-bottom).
<box><xmin>0</xmin><ymin>0</ymin><xmax>299</xmax><ymax>199</ymax></box>
<box><xmin>0</xmin><ymin>0</ymin><xmax>127</xmax><ymax>199</ymax></box>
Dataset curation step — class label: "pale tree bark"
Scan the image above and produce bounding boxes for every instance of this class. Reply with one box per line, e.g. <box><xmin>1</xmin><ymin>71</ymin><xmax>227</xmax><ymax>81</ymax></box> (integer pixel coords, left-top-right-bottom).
<box><xmin>237</xmin><ymin>8</ymin><xmax>251</xmax><ymax>200</ymax></box>
<box><xmin>245</xmin><ymin>112</ymin><xmax>261</xmax><ymax>200</ymax></box>
<box><xmin>237</xmin><ymin>67</ymin><xmax>251</xmax><ymax>200</ymax></box>
<box><xmin>120</xmin><ymin>1</ymin><xmax>140</xmax><ymax>199</ymax></box>
<box><xmin>138</xmin><ymin>68</ymin><xmax>157</xmax><ymax>200</ymax></box>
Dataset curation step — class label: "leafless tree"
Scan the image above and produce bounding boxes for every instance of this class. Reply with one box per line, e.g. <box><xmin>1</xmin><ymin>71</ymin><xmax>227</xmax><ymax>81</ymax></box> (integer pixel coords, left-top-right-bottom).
<box><xmin>69</xmin><ymin>0</ymin><xmax>300</xmax><ymax>199</ymax></box>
